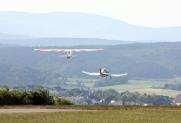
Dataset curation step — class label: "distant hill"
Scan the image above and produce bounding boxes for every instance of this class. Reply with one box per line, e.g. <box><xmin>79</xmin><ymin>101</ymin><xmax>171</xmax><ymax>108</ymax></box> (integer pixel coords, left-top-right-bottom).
<box><xmin>0</xmin><ymin>32</ymin><xmax>28</xmax><ymax>39</ymax></box>
<box><xmin>0</xmin><ymin>42</ymin><xmax>181</xmax><ymax>86</ymax></box>
<box><xmin>0</xmin><ymin>11</ymin><xmax>181</xmax><ymax>43</ymax></box>
<box><xmin>0</xmin><ymin>38</ymin><xmax>133</xmax><ymax>47</ymax></box>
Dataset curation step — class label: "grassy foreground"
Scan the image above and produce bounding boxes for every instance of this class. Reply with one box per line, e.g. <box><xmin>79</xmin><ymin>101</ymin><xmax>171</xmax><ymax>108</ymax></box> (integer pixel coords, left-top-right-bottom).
<box><xmin>0</xmin><ymin>107</ymin><xmax>181</xmax><ymax>123</ymax></box>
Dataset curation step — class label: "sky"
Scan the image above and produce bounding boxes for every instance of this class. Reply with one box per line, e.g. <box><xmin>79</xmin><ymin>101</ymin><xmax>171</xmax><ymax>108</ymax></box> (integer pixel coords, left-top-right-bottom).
<box><xmin>0</xmin><ymin>0</ymin><xmax>181</xmax><ymax>27</ymax></box>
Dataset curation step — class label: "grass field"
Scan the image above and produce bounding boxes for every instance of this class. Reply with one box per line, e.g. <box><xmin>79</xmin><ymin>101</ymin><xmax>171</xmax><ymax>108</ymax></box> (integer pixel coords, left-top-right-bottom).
<box><xmin>0</xmin><ymin>107</ymin><xmax>181</xmax><ymax>123</ymax></box>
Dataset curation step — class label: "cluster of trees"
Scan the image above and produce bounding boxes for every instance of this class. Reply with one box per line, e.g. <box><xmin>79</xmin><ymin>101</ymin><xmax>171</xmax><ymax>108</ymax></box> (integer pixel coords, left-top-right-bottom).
<box><xmin>119</xmin><ymin>91</ymin><xmax>172</xmax><ymax>106</ymax></box>
<box><xmin>56</xmin><ymin>88</ymin><xmax>172</xmax><ymax>105</ymax></box>
<box><xmin>164</xmin><ymin>84</ymin><xmax>181</xmax><ymax>91</ymax></box>
<box><xmin>0</xmin><ymin>85</ymin><xmax>173</xmax><ymax>106</ymax></box>
<box><xmin>0</xmin><ymin>87</ymin><xmax>72</xmax><ymax>105</ymax></box>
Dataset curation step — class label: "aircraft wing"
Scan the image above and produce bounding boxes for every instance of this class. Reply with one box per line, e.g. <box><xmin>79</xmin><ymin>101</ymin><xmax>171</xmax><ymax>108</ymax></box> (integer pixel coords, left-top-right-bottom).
<box><xmin>82</xmin><ymin>71</ymin><xmax>100</xmax><ymax>76</ymax></box>
<box><xmin>34</xmin><ymin>48</ymin><xmax>103</xmax><ymax>52</ymax></box>
<box><xmin>34</xmin><ymin>48</ymin><xmax>65</xmax><ymax>52</ymax></box>
<box><xmin>72</xmin><ymin>48</ymin><xmax>104</xmax><ymax>52</ymax></box>
<box><xmin>111</xmin><ymin>73</ymin><xmax>128</xmax><ymax>77</ymax></box>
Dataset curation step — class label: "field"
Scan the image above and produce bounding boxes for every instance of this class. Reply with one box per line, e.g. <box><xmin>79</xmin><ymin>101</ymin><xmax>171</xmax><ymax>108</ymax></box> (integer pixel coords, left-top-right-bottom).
<box><xmin>0</xmin><ymin>106</ymin><xmax>181</xmax><ymax>123</ymax></box>
<box><xmin>98</xmin><ymin>79</ymin><xmax>181</xmax><ymax>97</ymax></box>
<box><xmin>65</xmin><ymin>77</ymin><xmax>181</xmax><ymax>98</ymax></box>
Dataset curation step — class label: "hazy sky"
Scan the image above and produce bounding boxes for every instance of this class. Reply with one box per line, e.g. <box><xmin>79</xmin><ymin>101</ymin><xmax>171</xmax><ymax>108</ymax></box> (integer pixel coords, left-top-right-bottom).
<box><xmin>0</xmin><ymin>0</ymin><xmax>181</xmax><ymax>27</ymax></box>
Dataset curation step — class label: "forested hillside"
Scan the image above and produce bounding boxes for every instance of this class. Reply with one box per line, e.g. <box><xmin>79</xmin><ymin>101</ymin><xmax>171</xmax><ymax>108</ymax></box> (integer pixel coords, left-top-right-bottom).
<box><xmin>0</xmin><ymin>42</ymin><xmax>181</xmax><ymax>87</ymax></box>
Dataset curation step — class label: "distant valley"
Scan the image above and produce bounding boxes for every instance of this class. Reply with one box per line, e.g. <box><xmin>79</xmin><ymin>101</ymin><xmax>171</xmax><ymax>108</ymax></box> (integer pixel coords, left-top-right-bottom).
<box><xmin>0</xmin><ymin>11</ymin><xmax>181</xmax><ymax>97</ymax></box>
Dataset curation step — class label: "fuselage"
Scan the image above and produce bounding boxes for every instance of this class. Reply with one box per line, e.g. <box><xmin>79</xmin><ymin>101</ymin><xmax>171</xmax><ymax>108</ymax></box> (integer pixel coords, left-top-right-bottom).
<box><xmin>99</xmin><ymin>68</ymin><xmax>109</xmax><ymax>78</ymax></box>
<box><xmin>65</xmin><ymin>50</ymin><xmax>72</xmax><ymax>59</ymax></box>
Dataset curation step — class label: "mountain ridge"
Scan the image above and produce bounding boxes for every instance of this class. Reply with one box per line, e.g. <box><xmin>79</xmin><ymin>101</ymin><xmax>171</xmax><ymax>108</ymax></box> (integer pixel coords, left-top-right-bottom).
<box><xmin>0</xmin><ymin>11</ymin><xmax>181</xmax><ymax>42</ymax></box>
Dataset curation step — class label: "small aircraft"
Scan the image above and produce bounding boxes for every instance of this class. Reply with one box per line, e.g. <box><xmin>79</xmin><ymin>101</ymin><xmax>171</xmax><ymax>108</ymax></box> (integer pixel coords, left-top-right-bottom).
<box><xmin>34</xmin><ymin>48</ymin><xmax>104</xmax><ymax>59</ymax></box>
<box><xmin>82</xmin><ymin>68</ymin><xmax>127</xmax><ymax>79</ymax></box>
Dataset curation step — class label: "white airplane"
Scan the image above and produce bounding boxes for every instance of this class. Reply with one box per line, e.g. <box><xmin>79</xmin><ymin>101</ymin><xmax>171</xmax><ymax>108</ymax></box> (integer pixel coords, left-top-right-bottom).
<box><xmin>34</xmin><ymin>48</ymin><xmax>104</xmax><ymax>59</ymax></box>
<box><xmin>82</xmin><ymin>68</ymin><xmax>128</xmax><ymax>79</ymax></box>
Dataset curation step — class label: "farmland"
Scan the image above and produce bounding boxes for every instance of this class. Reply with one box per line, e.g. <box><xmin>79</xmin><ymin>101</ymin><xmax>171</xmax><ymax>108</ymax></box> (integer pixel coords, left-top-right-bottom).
<box><xmin>99</xmin><ymin>79</ymin><xmax>181</xmax><ymax>97</ymax></box>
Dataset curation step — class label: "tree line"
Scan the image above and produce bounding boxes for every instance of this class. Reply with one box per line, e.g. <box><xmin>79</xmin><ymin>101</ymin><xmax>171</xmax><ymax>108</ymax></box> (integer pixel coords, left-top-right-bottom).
<box><xmin>0</xmin><ymin>87</ymin><xmax>72</xmax><ymax>105</ymax></box>
<box><xmin>58</xmin><ymin>88</ymin><xmax>173</xmax><ymax>105</ymax></box>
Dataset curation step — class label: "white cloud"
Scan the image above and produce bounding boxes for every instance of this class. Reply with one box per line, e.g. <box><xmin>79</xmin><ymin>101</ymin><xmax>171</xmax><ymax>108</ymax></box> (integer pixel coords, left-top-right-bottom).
<box><xmin>0</xmin><ymin>0</ymin><xmax>181</xmax><ymax>27</ymax></box>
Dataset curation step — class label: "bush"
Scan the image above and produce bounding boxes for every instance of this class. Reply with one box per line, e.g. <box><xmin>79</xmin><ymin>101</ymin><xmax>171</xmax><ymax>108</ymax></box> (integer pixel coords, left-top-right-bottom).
<box><xmin>54</xmin><ymin>97</ymin><xmax>73</xmax><ymax>105</ymax></box>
